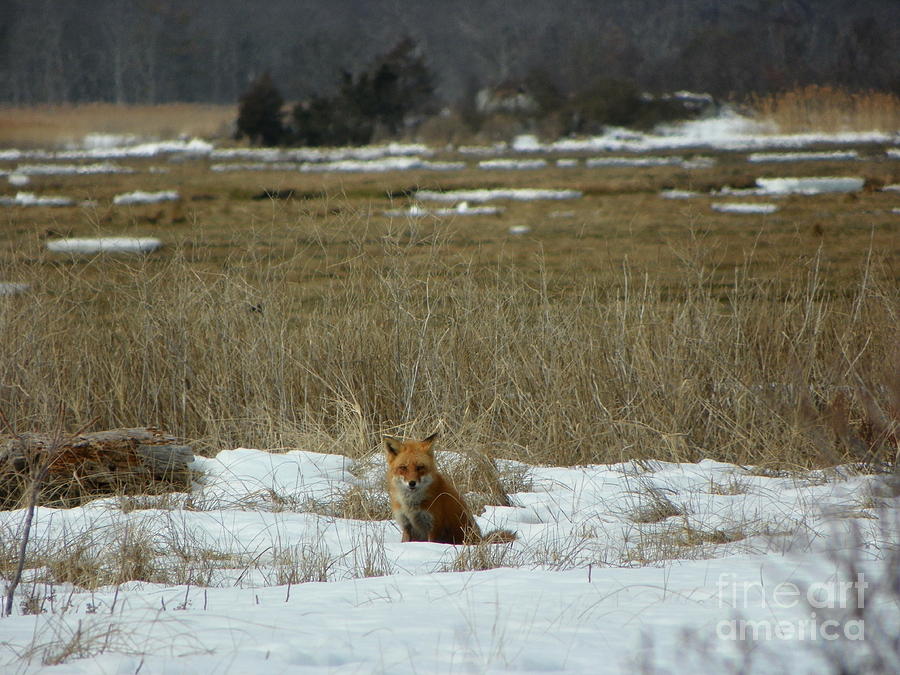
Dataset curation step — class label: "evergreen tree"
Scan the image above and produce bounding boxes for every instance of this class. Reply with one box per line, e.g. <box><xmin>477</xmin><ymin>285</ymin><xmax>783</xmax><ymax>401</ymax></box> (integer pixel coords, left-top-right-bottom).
<box><xmin>235</xmin><ymin>72</ymin><xmax>285</xmax><ymax>146</ymax></box>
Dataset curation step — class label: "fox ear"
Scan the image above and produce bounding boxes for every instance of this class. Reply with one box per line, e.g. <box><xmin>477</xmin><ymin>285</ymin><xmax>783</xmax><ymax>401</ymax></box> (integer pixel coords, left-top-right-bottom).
<box><xmin>421</xmin><ymin>432</ymin><xmax>438</xmax><ymax>451</ymax></box>
<box><xmin>384</xmin><ymin>436</ymin><xmax>403</xmax><ymax>457</ymax></box>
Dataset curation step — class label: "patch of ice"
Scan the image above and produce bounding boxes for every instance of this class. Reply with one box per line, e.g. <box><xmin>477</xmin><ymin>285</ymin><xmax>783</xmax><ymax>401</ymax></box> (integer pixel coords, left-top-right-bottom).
<box><xmin>46</xmin><ymin>237</ymin><xmax>163</xmax><ymax>254</ymax></box>
<box><xmin>883</xmin><ymin>184</ymin><xmax>900</xmax><ymax>192</ymax></box>
<box><xmin>415</xmin><ymin>188</ymin><xmax>582</xmax><ymax>203</ymax></box>
<box><xmin>887</xmin><ymin>149</ymin><xmax>900</xmax><ymax>159</ymax></box>
<box><xmin>113</xmin><ymin>190</ymin><xmax>180</xmax><ymax>205</ymax></box>
<box><xmin>556</xmin><ymin>158</ymin><xmax>579</xmax><ymax>168</ymax></box>
<box><xmin>748</xmin><ymin>151</ymin><xmax>860</xmax><ymax>163</ymax></box>
<box><xmin>478</xmin><ymin>158</ymin><xmax>547</xmax><ymax>170</ymax></box>
<box><xmin>0</xmin><ymin>191</ymin><xmax>74</xmax><ymax>207</ymax></box>
<box><xmin>711</xmin><ymin>202</ymin><xmax>779</xmax><ymax>214</ymax></box>
<box><xmin>7</xmin><ymin>173</ymin><xmax>29</xmax><ymax>186</ymax></box>
<box><xmin>508</xmin><ymin>225</ymin><xmax>532</xmax><ymax>234</ymax></box>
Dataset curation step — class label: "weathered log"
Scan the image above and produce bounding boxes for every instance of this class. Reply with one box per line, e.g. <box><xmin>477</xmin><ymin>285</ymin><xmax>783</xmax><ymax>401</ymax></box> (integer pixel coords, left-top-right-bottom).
<box><xmin>0</xmin><ymin>427</ymin><xmax>194</xmax><ymax>509</ymax></box>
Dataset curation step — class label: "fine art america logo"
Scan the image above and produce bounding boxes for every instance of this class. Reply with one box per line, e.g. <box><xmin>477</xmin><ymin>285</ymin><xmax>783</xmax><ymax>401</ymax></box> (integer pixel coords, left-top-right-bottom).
<box><xmin>716</xmin><ymin>573</ymin><xmax>867</xmax><ymax>641</ymax></box>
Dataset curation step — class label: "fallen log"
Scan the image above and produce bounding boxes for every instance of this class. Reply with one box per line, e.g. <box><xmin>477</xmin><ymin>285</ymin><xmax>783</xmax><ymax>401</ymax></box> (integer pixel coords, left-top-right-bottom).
<box><xmin>0</xmin><ymin>427</ymin><xmax>194</xmax><ymax>509</ymax></box>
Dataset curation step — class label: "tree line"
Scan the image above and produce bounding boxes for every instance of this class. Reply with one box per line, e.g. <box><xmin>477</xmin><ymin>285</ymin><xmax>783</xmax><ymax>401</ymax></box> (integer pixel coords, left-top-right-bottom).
<box><xmin>1</xmin><ymin>0</ymin><xmax>897</xmax><ymax>106</ymax></box>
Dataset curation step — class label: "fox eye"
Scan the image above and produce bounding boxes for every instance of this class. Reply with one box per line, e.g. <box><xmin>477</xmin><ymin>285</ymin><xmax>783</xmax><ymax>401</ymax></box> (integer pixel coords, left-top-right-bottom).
<box><xmin>416</xmin><ymin>465</ymin><xmax>425</xmax><ymax>472</ymax></box>
<box><xmin>398</xmin><ymin>465</ymin><xmax>407</xmax><ymax>471</ymax></box>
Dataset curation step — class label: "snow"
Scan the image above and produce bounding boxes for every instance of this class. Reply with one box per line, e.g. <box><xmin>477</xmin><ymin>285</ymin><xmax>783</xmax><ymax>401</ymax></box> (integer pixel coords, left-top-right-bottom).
<box><xmin>8</xmin><ymin>162</ymin><xmax>134</xmax><ymax>176</ymax></box>
<box><xmin>415</xmin><ymin>188</ymin><xmax>583</xmax><ymax>203</ymax></box>
<box><xmin>7</xmin><ymin>173</ymin><xmax>29</xmax><ymax>186</ymax></box>
<box><xmin>478</xmin><ymin>158</ymin><xmax>548</xmax><ymax>170</ymax></box>
<box><xmin>747</xmin><ymin>151</ymin><xmax>860</xmax><ymax>163</ymax></box>
<box><xmin>535</xmin><ymin>108</ymin><xmax>898</xmax><ymax>153</ymax></box>
<box><xmin>715</xmin><ymin>177</ymin><xmax>865</xmax><ymax>198</ymax></box>
<box><xmin>586</xmin><ymin>155</ymin><xmax>681</xmax><ymax>167</ymax></box>
<box><xmin>45</xmin><ymin>237</ymin><xmax>164</xmax><ymax>254</ymax></box>
<box><xmin>1</xmin><ymin>448</ymin><xmax>896</xmax><ymax>674</ymax></box>
<box><xmin>0</xmin><ymin>281</ymin><xmax>29</xmax><ymax>296</ymax></box>
<box><xmin>508</xmin><ymin>225</ymin><xmax>532</xmax><ymax>234</ymax></box>
<box><xmin>384</xmin><ymin>201</ymin><xmax>504</xmax><ymax>217</ymax></box>
<box><xmin>661</xmin><ymin>190</ymin><xmax>701</xmax><ymax>199</ymax></box>
<box><xmin>211</xmin><ymin>157</ymin><xmax>465</xmax><ymax>173</ymax></box>
<box><xmin>210</xmin><ymin>142</ymin><xmax>431</xmax><ymax>163</ymax></box>
<box><xmin>112</xmin><ymin>190</ymin><xmax>179</xmax><ymax>205</ymax></box>
<box><xmin>755</xmin><ymin>177</ymin><xmax>864</xmax><ymax>195</ymax></box>
<box><xmin>0</xmin><ymin>191</ymin><xmax>74</xmax><ymax>207</ymax></box>
<box><xmin>711</xmin><ymin>202</ymin><xmax>779</xmax><ymax>214</ymax></box>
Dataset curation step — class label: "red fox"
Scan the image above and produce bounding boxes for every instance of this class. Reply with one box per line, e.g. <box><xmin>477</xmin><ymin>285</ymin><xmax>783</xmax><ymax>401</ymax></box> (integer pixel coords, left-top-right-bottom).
<box><xmin>385</xmin><ymin>433</ymin><xmax>480</xmax><ymax>545</ymax></box>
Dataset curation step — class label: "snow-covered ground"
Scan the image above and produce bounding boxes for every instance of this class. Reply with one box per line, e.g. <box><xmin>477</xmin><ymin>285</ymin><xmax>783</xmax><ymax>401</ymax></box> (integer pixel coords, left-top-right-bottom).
<box><xmin>1</xmin><ymin>107</ymin><xmax>896</xmax><ymax>170</ymax></box>
<box><xmin>1</xmin><ymin>447</ymin><xmax>897</xmax><ymax>674</ymax></box>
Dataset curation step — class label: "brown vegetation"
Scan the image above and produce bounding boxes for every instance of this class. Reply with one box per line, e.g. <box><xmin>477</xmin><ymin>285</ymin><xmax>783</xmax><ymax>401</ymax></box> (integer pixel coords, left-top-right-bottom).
<box><xmin>751</xmin><ymin>85</ymin><xmax>900</xmax><ymax>133</ymax></box>
<box><xmin>0</xmin><ymin>136</ymin><xmax>897</xmax><ymax>472</ymax></box>
<box><xmin>0</xmin><ymin>104</ymin><xmax>235</xmax><ymax>148</ymax></box>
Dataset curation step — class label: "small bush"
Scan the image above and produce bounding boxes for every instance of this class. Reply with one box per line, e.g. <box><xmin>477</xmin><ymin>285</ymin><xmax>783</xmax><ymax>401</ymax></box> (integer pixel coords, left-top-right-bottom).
<box><xmin>290</xmin><ymin>37</ymin><xmax>434</xmax><ymax>146</ymax></box>
<box><xmin>235</xmin><ymin>72</ymin><xmax>285</xmax><ymax>146</ymax></box>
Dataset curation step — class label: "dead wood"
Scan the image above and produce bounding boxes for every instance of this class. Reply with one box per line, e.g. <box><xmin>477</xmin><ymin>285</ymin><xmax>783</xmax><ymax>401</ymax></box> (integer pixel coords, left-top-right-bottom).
<box><xmin>0</xmin><ymin>427</ymin><xmax>194</xmax><ymax>509</ymax></box>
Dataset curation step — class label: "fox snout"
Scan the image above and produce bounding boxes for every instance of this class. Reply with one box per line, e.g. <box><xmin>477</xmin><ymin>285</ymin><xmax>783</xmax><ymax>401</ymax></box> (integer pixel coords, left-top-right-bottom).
<box><xmin>406</xmin><ymin>480</ymin><xmax>418</xmax><ymax>489</ymax></box>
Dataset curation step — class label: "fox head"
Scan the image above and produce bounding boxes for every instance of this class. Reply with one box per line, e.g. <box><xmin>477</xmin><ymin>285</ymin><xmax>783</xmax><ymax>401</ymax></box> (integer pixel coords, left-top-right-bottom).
<box><xmin>385</xmin><ymin>432</ymin><xmax>438</xmax><ymax>495</ymax></box>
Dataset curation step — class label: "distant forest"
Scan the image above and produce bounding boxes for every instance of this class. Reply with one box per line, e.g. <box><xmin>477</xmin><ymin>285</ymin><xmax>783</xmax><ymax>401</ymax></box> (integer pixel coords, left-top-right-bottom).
<box><xmin>1</xmin><ymin>0</ymin><xmax>897</xmax><ymax>106</ymax></box>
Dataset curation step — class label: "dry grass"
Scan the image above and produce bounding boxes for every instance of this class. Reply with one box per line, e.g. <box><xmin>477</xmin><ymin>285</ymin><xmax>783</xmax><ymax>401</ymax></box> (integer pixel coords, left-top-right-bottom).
<box><xmin>751</xmin><ymin>85</ymin><xmax>900</xmax><ymax>133</ymax></box>
<box><xmin>0</xmin><ymin>144</ymin><xmax>897</xmax><ymax>472</ymax></box>
<box><xmin>0</xmin><ymin>104</ymin><xmax>236</xmax><ymax>148</ymax></box>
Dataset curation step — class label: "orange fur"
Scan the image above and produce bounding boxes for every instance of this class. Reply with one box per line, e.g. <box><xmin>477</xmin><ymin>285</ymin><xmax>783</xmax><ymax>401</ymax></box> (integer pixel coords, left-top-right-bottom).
<box><xmin>384</xmin><ymin>433</ymin><xmax>481</xmax><ymax>545</ymax></box>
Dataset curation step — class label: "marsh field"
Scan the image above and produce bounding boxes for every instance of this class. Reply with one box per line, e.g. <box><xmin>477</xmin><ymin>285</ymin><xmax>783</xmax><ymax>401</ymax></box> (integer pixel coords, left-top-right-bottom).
<box><xmin>0</xmin><ymin>107</ymin><xmax>898</xmax><ymax>471</ymax></box>
<box><xmin>1</xmin><ymin>104</ymin><xmax>899</xmax><ymax>674</ymax></box>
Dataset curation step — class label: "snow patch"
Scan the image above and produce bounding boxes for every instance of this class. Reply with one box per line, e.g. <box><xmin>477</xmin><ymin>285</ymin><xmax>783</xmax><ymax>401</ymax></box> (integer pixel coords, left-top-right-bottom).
<box><xmin>384</xmin><ymin>201</ymin><xmax>504</xmax><ymax>217</ymax></box>
<box><xmin>660</xmin><ymin>190</ymin><xmax>701</xmax><ymax>199</ymax></box>
<box><xmin>756</xmin><ymin>177</ymin><xmax>864</xmax><ymax>195</ymax></box>
<box><xmin>711</xmin><ymin>202</ymin><xmax>779</xmax><ymax>214</ymax></box>
<box><xmin>415</xmin><ymin>188</ymin><xmax>582</xmax><ymax>202</ymax></box>
<box><xmin>113</xmin><ymin>190</ymin><xmax>180</xmax><ymax>205</ymax></box>
<box><xmin>0</xmin><ymin>282</ymin><xmax>29</xmax><ymax>296</ymax></box>
<box><xmin>0</xmin><ymin>191</ymin><xmax>74</xmax><ymax>207</ymax></box>
<box><xmin>11</xmin><ymin>162</ymin><xmax>134</xmax><ymax>176</ymax></box>
<box><xmin>478</xmin><ymin>158</ymin><xmax>548</xmax><ymax>170</ymax></box>
<box><xmin>46</xmin><ymin>237</ymin><xmax>164</xmax><ymax>254</ymax></box>
<box><xmin>747</xmin><ymin>151</ymin><xmax>860</xmax><ymax>163</ymax></box>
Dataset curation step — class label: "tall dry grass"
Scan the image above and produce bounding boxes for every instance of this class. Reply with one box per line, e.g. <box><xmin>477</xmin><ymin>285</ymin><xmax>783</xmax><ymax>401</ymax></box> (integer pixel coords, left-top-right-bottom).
<box><xmin>0</xmin><ymin>104</ymin><xmax>236</xmax><ymax>148</ymax></box>
<box><xmin>0</xmin><ymin>223</ymin><xmax>896</xmax><ymax>469</ymax></box>
<box><xmin>751</xmin><ymin>85</ymin><xmax>900</xmax><ymax>133</ymax></box>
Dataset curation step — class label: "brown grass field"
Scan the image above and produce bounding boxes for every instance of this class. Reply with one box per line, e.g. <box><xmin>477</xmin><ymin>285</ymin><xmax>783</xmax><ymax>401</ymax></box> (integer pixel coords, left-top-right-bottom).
<box><xmin>0</xmin><ymin>103</ymin><xmax>898</xmax><ymax>473</ymax></box>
